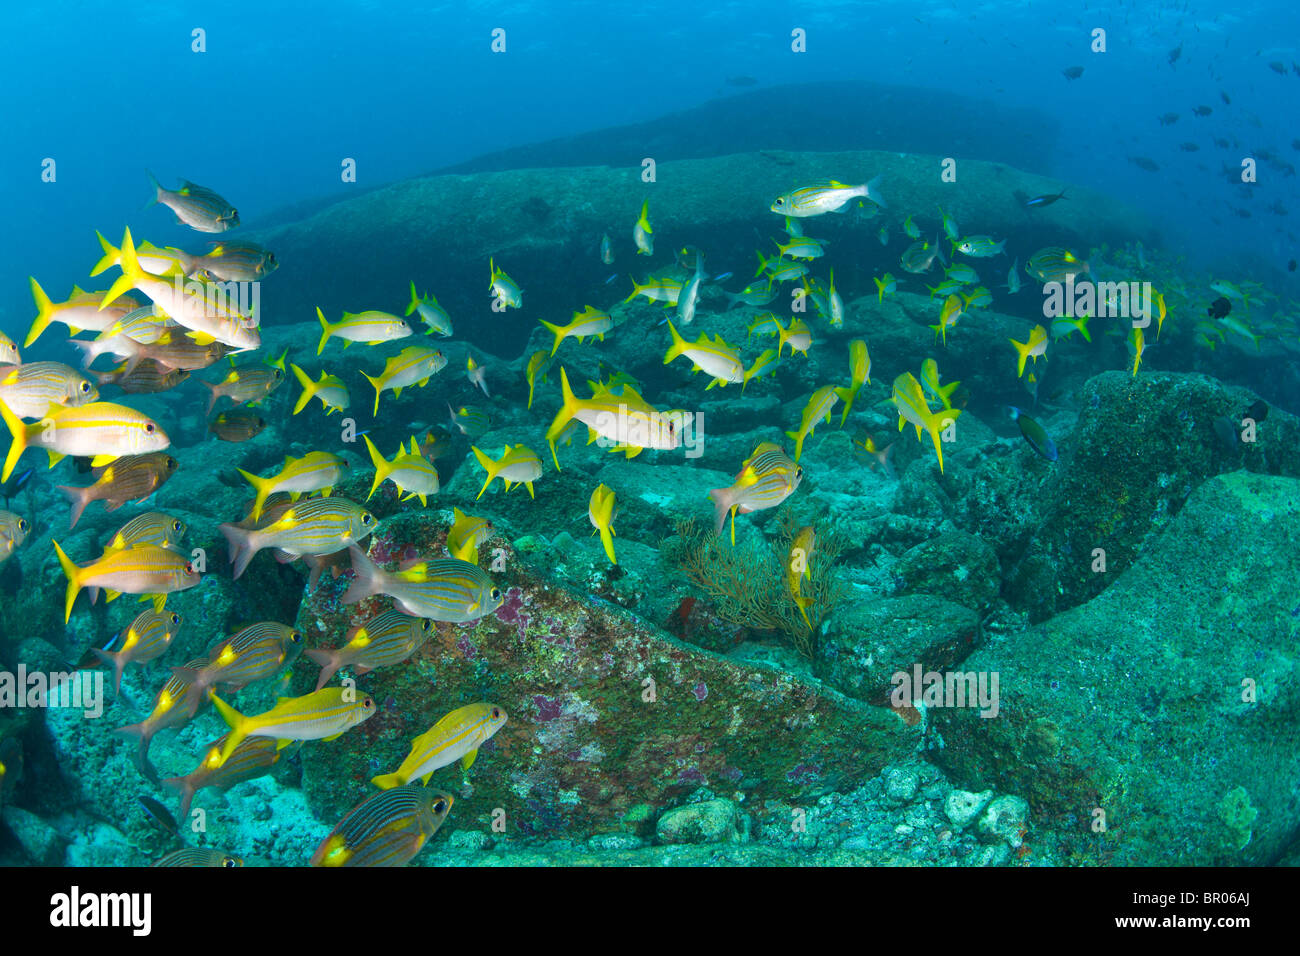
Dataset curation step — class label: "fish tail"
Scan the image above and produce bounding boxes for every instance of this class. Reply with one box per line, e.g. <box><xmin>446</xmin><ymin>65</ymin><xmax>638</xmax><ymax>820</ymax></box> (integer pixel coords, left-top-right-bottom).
<box><xmin>218</xmin><ymin>521</ymin><xmax>256</xmax><ymax>580</ymax></box>
<box><xmin>362</xmin><ymin>370</ymin><xmax>384</xmax><ymax>416</ymax></box>
<box><xmin>363</xmin><ymin>435</ymin><xmax>390</xmax><ymax>501</ymax></box>
<box><xmin>236</xmin><ymin>468</ymin><xmax>273</xmax><ymax>521</ymax></box>
<box><xmin>0</xmin><ymin>399</ymin><xmax>31</xmax><ymax>484</ymax></box>
<box><xmin>1010</xmin><ymin>337</ymin><xmax>1031</xmax><ymax>378</ymax></box>
<box><xmin>834</xmin><ymin>386</ymin><xmax>855</xmax><ymax>426</ymax></box>
<box><xmin>303</xmin><ymin>648</ymin><xmax>340</xmax><ymax>691</ymax></box>
<box><xmin>784</xmin><ymin>429</ymin><xmax>804</xmax><ymax>462</ymax></box>
<box><xmin>471</xmin><ymin>445</ymin><xmax>497</xmax><ymax>500</ymax></box>
<box><xmin>52</xmin><ymin>539</ymin><xmax>82</xmax><ymax>624</ymax></box>
<box><xmin>144</xmin><ymin>169</ymin><xmax>162</xmax><ymax>208</ymax></box>
<box><xmin>544</xmin><ymin>367</ymin><xmax>579</xmax><ymax>469</ymax></box>
<box><xmin>622</xmin><ymin>276</ymin><xmax>642</xmax><ymax>304</ymax></box>
<box><xmin>99</xmin><ymin>228</ymin><xmax>142</xmax><ymax>311</ymax></box>
<box><xmin>1076</xmin><ymin>316</ymin><xmax>1093</xmax><ymax>343</ymax></box>
<box><xmin>926</xmin><ymin>409</ymin><xmax>961</xmax><ymax>474</ymax></box>
<box><xmin>160</xmin><ymin>774</ymin><xmax>196</xmax><ymax>821</ymax></box>
<box><xmin>342</xmin><ymin>544</ymin><xmax>386</xmax><ymax>604</ymax></box>
<box><xmin>25</xmin><ymin>276</ymin><xmax>58</xmax><ymax>348</ymax></box>
<box><xmin>112</xmin><ymin>720</ymin><xmax>154</xmax><ymax>766</ymax></box>
<box><xmin>209</xmin><ymin>693</ymin><xmax>248</xmax><ymax>766</ymax></box>
<box><xmin>371</xmin><ymin>771</ymin><xmax>405</xmax><ymax>790</ymax></box>
<box><xmin>707</xmin><ymin>486</ymin><xmax>735</xmax><ymax>536</ymax></box>
<box><xmin>56</xmin><ymin>484</ymin><xmax>92</xmax><ymax>531</ymax></box>
<box><xmin>405</xmin><ymin>279</ymin><xmax>420</xmax><ymax>316</ymax></box>
<box><xmin>89</xmin><ymin>647</ymin><xmax>126</xmax><ymax>695</ymax></box>
<box><xmin>662</xmin><ymin>319</ymin><xmax>688</xmax><ymax>364</ymax></box>
<box><xmin>290</xmin><ymin>363</ymin><xmax>316</xmax><ymax>415</ymax></box>
<box><xmin>89</xmin><ymin>230</ymin><xmax>119</xmax><ymax>278</ymax></box>
<box><xmin>539</xmin><ymin>319</ymin><xmax>566</xmax><ymax>357</ymax></box>
<box><xmin>865</xmin><ymin>174</ymin><xmax>887</xmax><ymax>209</ymax></box>
<box><xmin>316</xmin><ymin>307</ymin><xmax>332</xmax><ymax>355</ymax></box>
<box><xmin>598</xmin><ymin>525</ymin><xmax>617</xmax><ymax>565</ymax></box>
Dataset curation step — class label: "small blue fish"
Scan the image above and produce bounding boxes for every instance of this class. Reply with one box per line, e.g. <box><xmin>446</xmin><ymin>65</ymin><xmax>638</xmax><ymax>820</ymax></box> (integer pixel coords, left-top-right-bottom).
<box><xmin>0</xmin><ymin>467</ymin><xmax>33</xmax><ymax>506</ymax></box>
<box><xmin>604</xmin><ymin>273</ymin><xmax>619</xmax><ymax>284</ymax></box>
<box><xmin>713</xmin><ymin>271</ymin><xmax>734</xmax><ymax>282</ymax></box>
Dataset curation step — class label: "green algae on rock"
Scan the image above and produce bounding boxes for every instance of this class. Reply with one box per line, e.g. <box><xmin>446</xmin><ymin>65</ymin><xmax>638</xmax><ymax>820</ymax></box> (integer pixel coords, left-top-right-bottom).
<box><xmin>931</xmin><ymin>470</ymin><xmax>1300</xmax><ymax>866</ymax></box>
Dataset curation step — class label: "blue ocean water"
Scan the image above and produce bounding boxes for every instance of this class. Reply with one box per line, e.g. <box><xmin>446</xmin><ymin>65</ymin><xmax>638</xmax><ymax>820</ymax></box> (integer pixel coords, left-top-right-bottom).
<box><xmin>2</xmin><ymin>0</ymin><xmax>1298</xmax><ymax>321</ymax></box>
<box><xmin>1</xmin><ymin>0</ymin><xmax>1299</xmax><ymax>875</ymax></box>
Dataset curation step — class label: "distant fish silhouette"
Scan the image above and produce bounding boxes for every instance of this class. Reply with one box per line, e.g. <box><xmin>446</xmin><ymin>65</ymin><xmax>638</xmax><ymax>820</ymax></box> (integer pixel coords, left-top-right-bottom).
<box><xmin>1062</xmin><ymin>66</ymin><xmax>1084</xmax><ymax>80</ymax></box>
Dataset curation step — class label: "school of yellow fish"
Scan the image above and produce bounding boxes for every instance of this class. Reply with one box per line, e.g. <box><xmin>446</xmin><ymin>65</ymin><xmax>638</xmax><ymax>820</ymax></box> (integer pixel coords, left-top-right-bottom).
<box><xmin>0</xmin><ymin>170</ymin><xmax>1240</xmax><ymax>866</ymax></box>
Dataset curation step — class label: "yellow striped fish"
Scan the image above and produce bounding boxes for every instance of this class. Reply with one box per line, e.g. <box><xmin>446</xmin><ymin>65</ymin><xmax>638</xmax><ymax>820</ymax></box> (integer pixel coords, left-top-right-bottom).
<box><xmin>305</xmin><ymin>611</ymin><xmax>434</xmax><ymax>691</ymax></box>
<box><xmin>372</xmin><ymin>703</ymin><xmax>508</xmax><ymax>788</ymax></box>
<box><xmin>311</xmin><ymin>785</ymin><xmax>453</xmax><ymax>867</ymax></box>
<box><xmin>0</xmin><ymin>361</ymin><xmax>98</xmax><ymax>419</ymax></box>
<box><xmin>26</xmin><ymin>277</ymin><xmax>139</xmax><ymax>347</ymax></box>
<box><xmin>471</xmin><ymin>444</ymin><xmax>542</xmax><ymax>499</ymax></box>
<box><xmin>53</xmin><ymin>540</ymin><xmax>199</xmax><ymax>623</ymax></box>
<box><xmin>785</xmin><ymin>386</ymin><xmax>840</xmax><ymax>462</ymax></box>
<box><xmin>92</xmin><ymin>608</ymin><xmax>184</xmax><ymax>693</ymax></box>
<box><xmin>342</xmin><ymin>545</ymin><xmax>504</xmax><ymax>622</ymax></box>
<box><xmin>177</xmin><ymin>622</ymin><xmax>304</xmax><ymax>715</ymax></box>
<box><xmin>101</xmin><ymin>512</ymin><xmax>187</xmax><ymax>555</ymax></box>
<box><xmin>708</xmin><ymin>442</ymin><xmax>803</xmax><ymax>544</ymax></box>
<box><xmin>362</xmin><ymin>345</ymin><xmax>447</xmax><ymax>415</ymax></box>
<box><xmin>545</xmin><ymin>368</ymin><xmax>682</xmax><ymax>469</ymax></box>
<box><xmin>154</xmin><ymin>849</ymin><xmax>243</xmax><ymax>868</ymax></box>
<box><xmin>0</xmin><ymin>330</ymin><xmax>19</xmax><ymax>365</ymax></box>
<box><xmin>1</xmin><ymin>400</ymin><xmax>169</xmax><ymax>482</ymax></box>
<box><xmin>113</xmin><ymin>656</ymin><xmax>209</xmax><ymax>765</ymax></box>
<box><xmin>99</xmin><ymin>229</ymin><xmax>260</xmax><ymax>351</ymax></box>
<box><xmin>290</xmin><ymin>364</ymin><xmax>350</xmax><ymax>416</ymax></box>
<box><xmin>891</xmin><ymin>371</ymin><xmax>961</xmax><ymax>473</ymax></box>
<box><xmin>237</xmin><ymin>450</ymin><xmax>349</xmax><ymax>521</ymax></box>
<box><xmin>209</xmin><ymin>687</ymin><xmax>377</xmax><ymax>767</ymax></box>
<box><xmin>446</xmin><ymin>507</ymin><xmax>493</xmax><ymax>564</ymax></box>
<box><xmin>0</xmin><ymin>512</ymin><xmax>30</xmax><ymax>567</ymax></box>
<box><xmin>316</xmin><ymin>307</ymin><xmax>412</xmax><ymax>354</ymax></box>
<box><xmin>364</xmin><ymin>436</ymin><xmax>440</xmax><ymax>506</ymax></box>
<box><xmin>218</xmin><ymin>495</ymin><xmax>376</xmax><ymax>579</ymax></box>
<box><xmin>162</xmin><ymin>735</ymin><xmax>289</xmax><ymax>819</ymax></box>
<box><xmin>57</xmin><ymin>452</ymin><xmax>178</xmax><ymax>529</ymax></box>
<box><xmin>202</xmin><ymin>363</ymin><xmax>284</xmax><ymax>416</ymax></box>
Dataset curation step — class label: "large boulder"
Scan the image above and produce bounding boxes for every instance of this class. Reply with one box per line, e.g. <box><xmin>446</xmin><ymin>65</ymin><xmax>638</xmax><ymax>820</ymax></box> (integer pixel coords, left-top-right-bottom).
<box><xmin>932</xmin><ymin>470</ymin><xmax>1300</xmax><ymax>865</ymax></box>
<box><xmin>293</xmin><ymin>512</ymin><xmax>920</xmax><ymax>841</ymax></box>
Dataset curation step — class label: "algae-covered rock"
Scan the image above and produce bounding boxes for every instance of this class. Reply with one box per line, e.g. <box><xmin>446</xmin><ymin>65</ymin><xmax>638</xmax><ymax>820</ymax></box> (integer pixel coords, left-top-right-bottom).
<box><xmin>1006</xmin><ymin>371</ymin><xmax>1300</xmax><ymax>622</ymax></box>
<box><xmin>892</xmin><ymin>530</ymin><xmax>1001</xmax><ymax>610</ymax></box>
<box><xmin>655</xmin><ymin>798</ymin><xmax>742</xmax><ymax>845</ymax></box>
<box><xmin>293</xmin><ymin>512</ymin><xmax>919</xmax><ymax>841</ymax></box>
<box><xmin>932</xmin><ymin>470</ymin><xmax>1300</xmax><ymax>865</ymax></box>
<box><xmin>821</xmin><ymin>594</ymin><xmax>982</xmax><ymax>703</ymax></box>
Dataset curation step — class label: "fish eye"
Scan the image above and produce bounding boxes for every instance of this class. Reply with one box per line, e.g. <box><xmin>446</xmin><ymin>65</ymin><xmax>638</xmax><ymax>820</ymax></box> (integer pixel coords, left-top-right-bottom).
<box><xmin>172</xmin><ymin>520</ymin><xmax>183</xmax><ymax>532</ymax></box>
<box><xmin>490</xmin><ymin>587</ymin><xmax>502</xmax><ymax>601</ymax></box>
<box><xmin>775</xmin><ymin>197</ymin><xmax>784</xmax><ymax>206</ymax></box>
<box><xmin>221</xmin><ymin>856</ymin><xmax>238</xmax><ymax>868</ymax></box>
<box><xmin>170</xmin><ymin>613</ymin><xmax>180</xmax><ymax>625</ymax></box>
<box><xmin>145</xmin><ymin>423</ymin><xmax>155</xmax><ymax>433</ymax></box>
<box><xmin>290</xmin><ymin>631</ymin><xmax>303</xmax><ymax>644</ymax></box>
<box><xmin>795</xmin><ymin>467</ymin><xmax>803</xmax><ymax>480</ymax></box>
<box><xmin>491</xmin><ymin>706</ymin><xmax>502</xmax><ymax>719</ymax></box>
<box><xmin>361</xmin><ymin>513</ymin><xmax>374</xmax><ymax>525</ymax></box>
<box><xmin>184</xmin><ymin>562</ymin><xmax>194</xmax><ymax>574</ymax></box>
<box><xmin>434</xmin><ymin>799</ymin><xmax>448</xmax><ymax>813</ymax></box>
<box><xmin>18</xmin><ymin>519</ymin><xmax>29</xmax><ymax>532</ymax></box>
<box><xmin>422</xmin><ymin>620</ymin><xmax>432</xmax><ymax>631</ymax></box>
<box><xmin>274</xmin><ymin>370</ymin><xmax>283</xmax><ymax>380</ymax></box>
<box><xmin>230</xmin><ymin>208</ymin><xmax>238</xmax><ymax>217</ymax></box>
<box><xmin>79</xmin><ymin>381</ymin><xmax>91</xmax><ymax>393</ymax></box>
<box><xmin>363</xmin><ymin>696</ymin><xmax>375</xmax><ymax>708</ymax></box>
